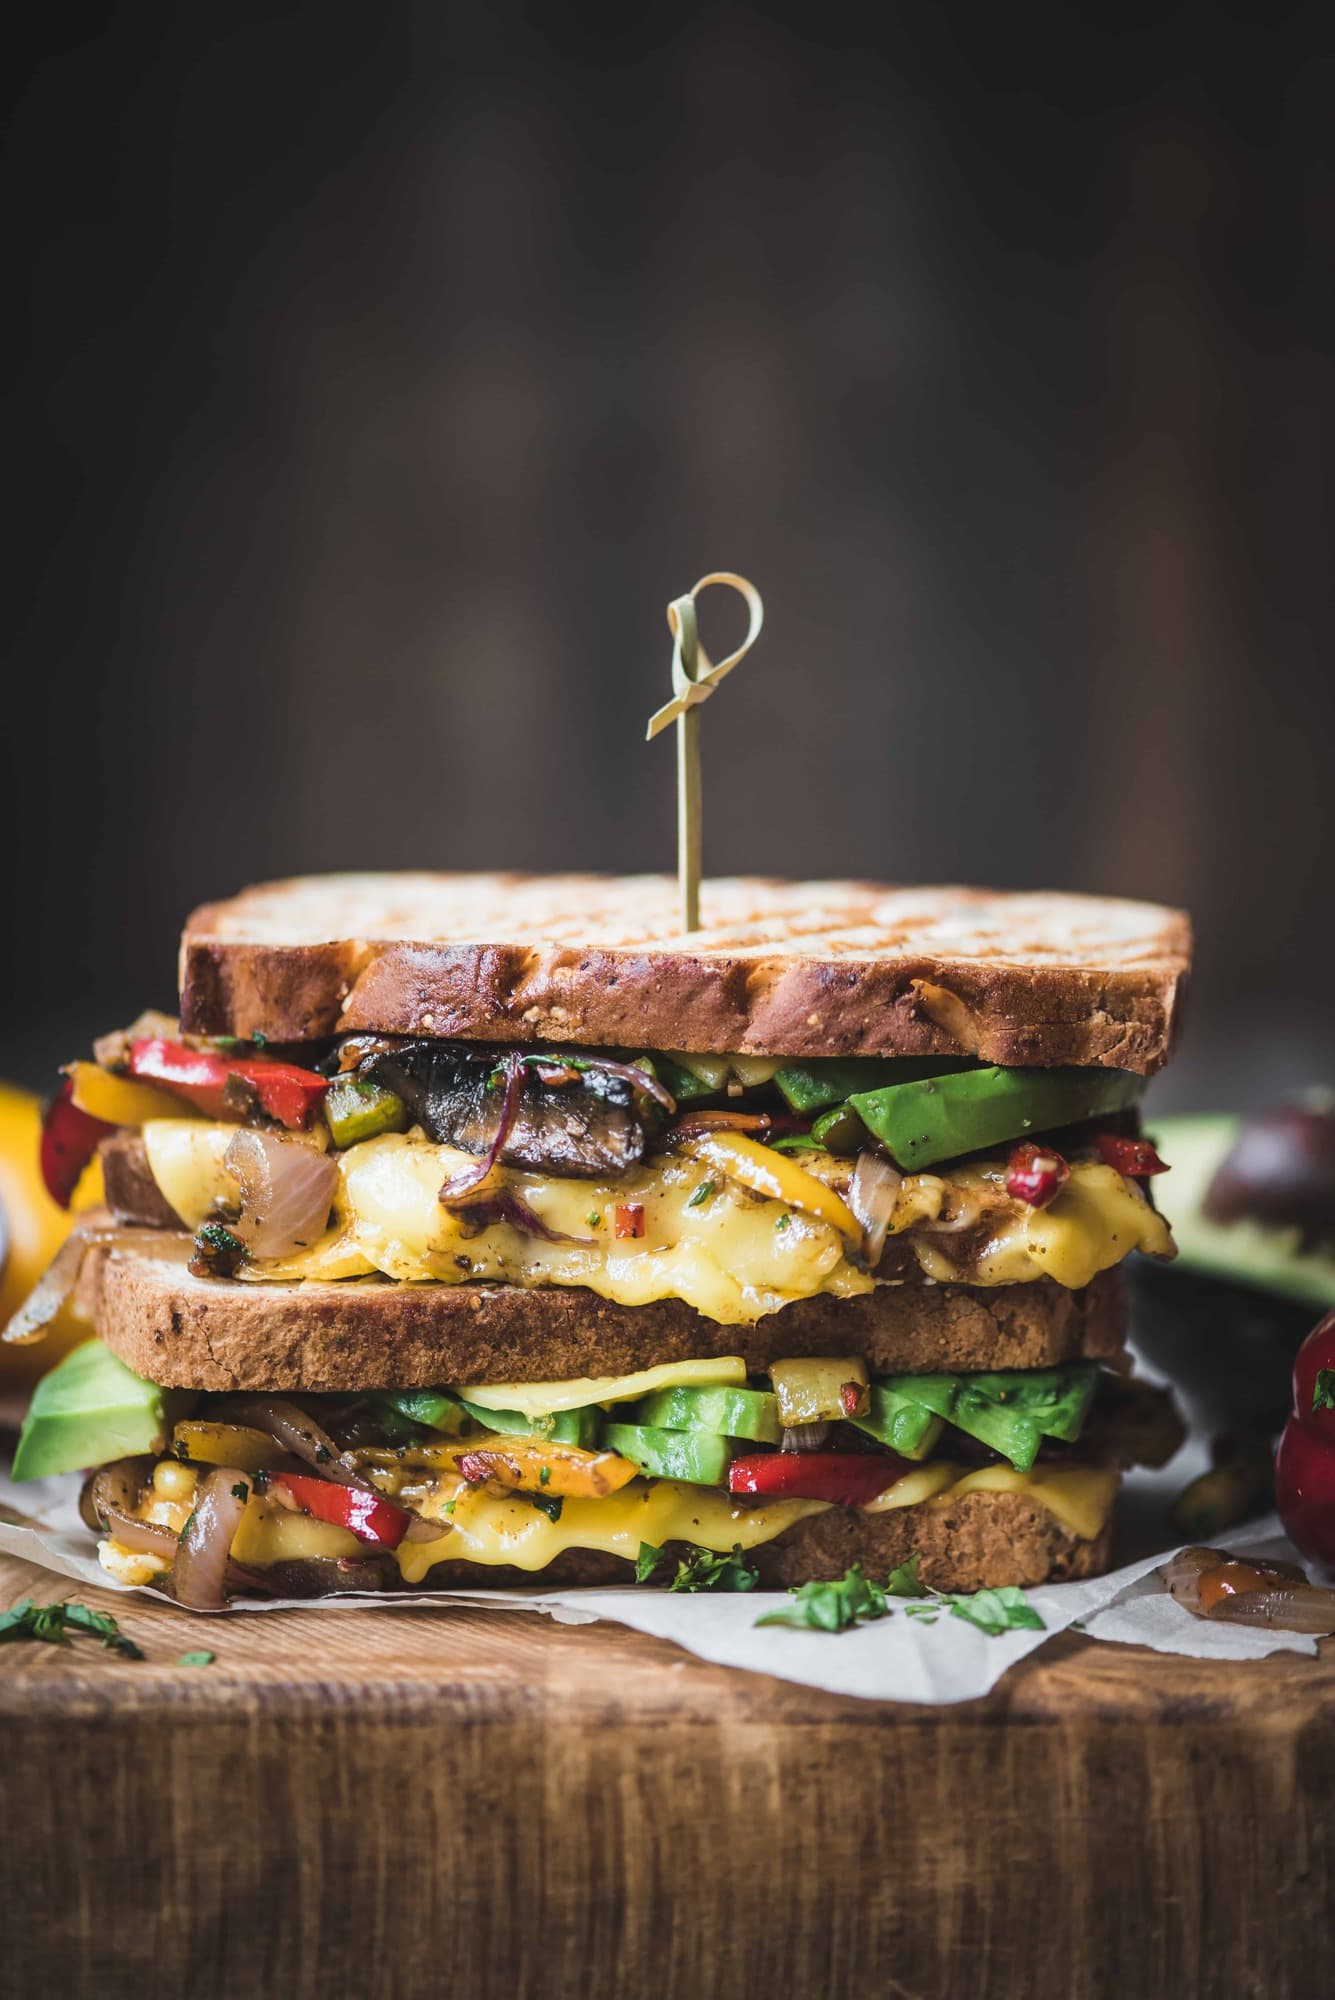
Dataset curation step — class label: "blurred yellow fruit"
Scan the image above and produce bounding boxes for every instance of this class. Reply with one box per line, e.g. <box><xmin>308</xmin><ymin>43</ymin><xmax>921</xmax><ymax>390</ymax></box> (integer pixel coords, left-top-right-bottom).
<box><xmin>0</xmin><ymin>1081</ymin><xmax>103</xmax><ymax>1390</ymax></box>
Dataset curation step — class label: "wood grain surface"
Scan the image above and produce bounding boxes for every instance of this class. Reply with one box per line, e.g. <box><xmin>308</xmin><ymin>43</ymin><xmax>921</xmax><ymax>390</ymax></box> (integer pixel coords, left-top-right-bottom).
<box><xmin>0</xmin><ymin>1547</ymin><xmax>1330</xmax><ymax>2000</ymax></box>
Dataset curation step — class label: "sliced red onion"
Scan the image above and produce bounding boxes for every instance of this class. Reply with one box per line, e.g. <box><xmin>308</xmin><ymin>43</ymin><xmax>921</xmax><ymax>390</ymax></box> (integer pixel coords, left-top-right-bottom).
<box><xmin>1202</xmin><ymin>1587</ymin><xmax>1335</xmax><ymax>1634</ymax></box>
<box><xmin>668</xmin><ymin>1109</ymin><xmax>774</xmax><ymax>1141</ymax></box>
<box><xmin>439</xmin><ymin>1050</ymin><xmax>525</xmax><ymax>1201</ymax></box>
<box><xmin>172</xmin><ymin>1465</ymin><xmax>253</xmax><ymax>1610</ymax></box>
<box><xmin>222</xmin><ymin>1128</ymin><xmax>338</xmax><ymax>1260</ymax></box>
<box><xmin>848</xmin><ymin>1153</ymin><xmax>903</xmax><ymax>1267</ymax></box>
<box><xmin>569</xmin><ymin>1056</ymin><xmax>676</xmax><ymax>1114</ymax></box>
<box><xmin>450</xmin><ymin>1187</ymin><xmax>594</xmax><ymax>1245</ymax></box>
<box><xmin>3</xmin><ymin>1222</ymin><xmax>188</xmax><ymax>1345</ymax></box>
<box><xmin>223</xmin><ymin>1396</ymin><xmax>375</xmax><ymax>1493</ymax></box>
<box><xmin>780</xmin><ymin>1422</ymin><xmax>833</xmax><ymax>1453</ymax></box>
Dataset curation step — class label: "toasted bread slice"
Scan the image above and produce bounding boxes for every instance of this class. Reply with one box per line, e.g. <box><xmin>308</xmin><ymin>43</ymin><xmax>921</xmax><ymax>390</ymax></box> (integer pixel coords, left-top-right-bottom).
<box><xmin>78</xmin><ymin>1240</ymin><xmax>1125</xmax><ymax>1391</ymax></box>
<box><xmin>123</xmin><ymin>1486</ymin><xmax>1113</xmax><ymax>1596</ymax></box>
<box><xmin>179</xmin><ymin>873</ymin><xmax>1190</xmax><ymax>1071</ymax></box>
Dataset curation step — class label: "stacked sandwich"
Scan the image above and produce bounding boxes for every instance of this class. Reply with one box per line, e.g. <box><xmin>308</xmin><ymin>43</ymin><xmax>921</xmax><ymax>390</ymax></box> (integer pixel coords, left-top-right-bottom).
<box><xmin>9</xmin><ymin>875</ymin><xmax>1189</xmax><ymax>1607</ymax></box>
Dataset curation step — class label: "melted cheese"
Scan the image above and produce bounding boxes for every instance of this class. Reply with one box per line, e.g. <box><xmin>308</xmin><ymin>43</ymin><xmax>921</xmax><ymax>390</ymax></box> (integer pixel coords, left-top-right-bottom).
<box><xmin>98</xmin><ymin>1455</ymin><xmax>1119</xmax><ymax>1591</ymax></box>
<box><xmin>141</xmin><ymin>1118</ymin><xmax>1174</xmax><ymax>1318</ymax></box>
<box><xmin>461</xmin><ymin>1355</ymin><xmax>748</xmax><ymax>1416</ymax></box>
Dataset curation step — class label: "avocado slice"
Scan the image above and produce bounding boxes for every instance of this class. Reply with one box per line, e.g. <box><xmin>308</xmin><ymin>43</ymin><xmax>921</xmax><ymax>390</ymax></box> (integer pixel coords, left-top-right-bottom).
<box><xmin>12</xmin><ymin>1340</ymin><xmax>182</xmax><ymax>1481</ymax></box>
<box><xmin>600</xmin><ymin>1422</ymin><xmax>732</xmax><ymax>1485</ymax></box>
<box><xmin>378</xmin><ymin>1389</ymin><xmax>472</xmax><ymax>1438</ymax></box>
<box><xmin>458</xmin><ymin>1398</ymin><xmax>600</xmax><ymax>1447</ymax></box>
<box><xmin>775</xmin><ymin>1057</ymin><xmax>972</xmax><ymax>1115</ymax></box>
<box><xmin>864</xmin><ymin>1363</ymin><xmax>1100</xmax><ymax>1472</ymax></box>
<box><xmin>849</xmin><ymin>1385</ymin><xmax>945</xmax><ymax>1460</ymax></box>
<box><xmin>627</xmin><ymin>1383</ymin><xmax>782</xmax><ymax>1444</ymax></box>
<box><xmin>1151</xmin><ymin>1113</ymin><xmax>1335</xmax><ymax>1307</ymax></box>
<box><xmin>849</xmin><ymin>1065</ymin><xmax>1144</xmax><ymax>1170</ymax></box>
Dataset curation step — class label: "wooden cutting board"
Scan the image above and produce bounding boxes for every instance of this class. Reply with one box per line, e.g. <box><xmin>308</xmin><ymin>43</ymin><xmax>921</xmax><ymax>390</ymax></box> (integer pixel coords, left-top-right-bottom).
<box><xmin>0</xmin><ymin>1546</ymin><xmax>1329</xmax><ymax>2000</ymax></box>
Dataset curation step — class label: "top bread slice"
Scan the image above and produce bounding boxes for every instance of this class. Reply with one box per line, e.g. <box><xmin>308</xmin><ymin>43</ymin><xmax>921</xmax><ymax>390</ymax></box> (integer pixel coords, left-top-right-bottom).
<box><xmin>179</xmin><ymin>873</ymin><xmax>1191</xmax><ymax>1072</ymax></box>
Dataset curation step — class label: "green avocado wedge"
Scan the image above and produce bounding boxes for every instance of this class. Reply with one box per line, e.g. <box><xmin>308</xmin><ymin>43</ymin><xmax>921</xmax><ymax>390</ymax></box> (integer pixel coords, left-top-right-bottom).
<box><xmin>852</xmin><ymin>1363</ymin><xmax>1100</xmax><ymax>1473</ymax></box>
<box><xmin>848</xmin><ymin>1065</ymin><xmax>1145</xmax><ymax>1171</ymax></box>
<box><xmin>12</xmin><ymin>1340</ymin><xmax>184</xmax><ymax>1481</ymax></box>
<box><xmin>600</xmin><ymin>1423</ymin><xmax>733</xmax><ymax>1485</ymax></box>
<box><xmin>458</xmin><ymin>1399</ymin><xmax>600</xmax><ymax>1447</ymax></box>
<box><xmin>775</xmin><ymin>1057</ymin><xmax>974</xmax><ymax>1115</ymax></box>
<box><xmin>1150</xmin><ymin>1114</ymin><xmax>1335</xmax><ymax>1308</ymax></box>
<box><xmin>626</xmin><ymin>1383</ymin><xmax>782</xmax><ymax>1444</ymax></box>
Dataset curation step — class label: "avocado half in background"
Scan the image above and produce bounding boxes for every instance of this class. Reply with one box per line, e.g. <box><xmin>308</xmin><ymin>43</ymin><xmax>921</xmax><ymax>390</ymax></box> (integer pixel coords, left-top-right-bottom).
<box><xmin>1129</xmin><ymin>1104</ymin><xmax>1335</xmax><ymax>1440</ymax></box>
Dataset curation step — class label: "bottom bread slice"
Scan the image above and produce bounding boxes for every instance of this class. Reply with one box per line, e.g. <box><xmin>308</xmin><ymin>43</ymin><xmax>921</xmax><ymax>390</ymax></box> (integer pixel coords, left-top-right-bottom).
<box><xmin>183</xmin><ymin>1485</ymin><xmax>1115</xmax><ymax>1600</ymax></box>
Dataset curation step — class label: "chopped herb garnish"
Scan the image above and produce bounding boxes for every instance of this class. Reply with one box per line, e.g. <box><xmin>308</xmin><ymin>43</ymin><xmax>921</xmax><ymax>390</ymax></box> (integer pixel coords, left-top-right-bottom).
<box><xmin>687</xmin><ymin>1180</ymin><xmax>716</xmax><ymax>1209</ymax></box>
<box><xmin>443</xmin><ymin>1498</ymin><xmax>457</xmax><ymax>1516</ymax></box>
<box><xmin>635</xmin><ymin>1541</ymin><xmax>663</xmax><ymax>1583</ymax></box>
<box><xmin>775</xmin><ymin>1213</ymin><xmax>790</xmax><ymax>1232</ymax></box>
<box><xmin>230</xmin><ymin>1481</ymin><xmax>250</xmax><ymax>1503</ymax></box>
<box><xmin>586</xmin><ymin>1211</ymin><xmax>602</xmax><ymax>1228</ymax></box>
<box><xmin>667</xmin><ymin>1543</ymin><xmax>758</xmax><ymax>1593</ymax></box>
<box><xmin>885</xmin><ymin>1554</ymin><xmax>927</xmax><ymax>1598</ymax></box>
<box><xmin>936</xmin><ymin>1586</ymin><xmax>1046</xmax><ymax>1636</ymax></box>
<box><xmin>0</xmin><ymin>1598</ymin><xmax>144</xmax><ymax>1660</ymax></box>
<box><xmin>529</xmin><ymin>1492</ymin><xmax>563</xmax><ymax>1522</ymax></box>
<box><xmin>1313</xmin><ymin>1368</ymin><xmax>1335</xmax><ymax>1415</ymax></box>
<box><xmin>178</xmin><ymin>1650</ymin><xmax>215</xmax><ymax>1667</ymax></box>
<box><xmin>197</xmin><ymin>1223</ymin><xmax>241</xmax><ymax>1254</ymax></box>
<box><xmin>314</xmin><ymin>1446</ymin><xmax>332</xmax><ymax>1464</ymax></box>
<box><xmin>251</xmin><ymin>1031</ymin><xmax>268</xmax><ymax>1048</ymax></box>
<box><xmin>756</xmin><ymin>1564</ymin><xmax>890</xmax><ymax>1632</ymax></box>
<box><xmin>538</xmin><ymin>1465</ymin><xmax>552</xmax><ymax>1486</ymax></box>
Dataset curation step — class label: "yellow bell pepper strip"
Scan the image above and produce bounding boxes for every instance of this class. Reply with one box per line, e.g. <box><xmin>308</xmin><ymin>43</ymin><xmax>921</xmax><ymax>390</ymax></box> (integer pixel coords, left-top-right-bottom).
<box><xmin>673</xmin><ymin>1130</ymin><xmax>860</xmax><ymax>1245</ymax></box>
<box><xmin>67</xmin><ymin>1061</ymin><xmax>197</xmax><ymax>1128</ymax></box>
<box><xmin>455</xmin><ymin>1438</ymin><xmax>639</xmax><ymax>1499</ymax></box>
<box><xmin>171</xmin><ymin>1421</ymin><xmax>290</xmax><ymax>1473</ymax></box>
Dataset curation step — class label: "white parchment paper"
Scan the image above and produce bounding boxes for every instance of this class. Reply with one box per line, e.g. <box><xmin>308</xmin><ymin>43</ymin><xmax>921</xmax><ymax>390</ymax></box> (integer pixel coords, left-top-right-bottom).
<box><xmin>0</xmin><ymin>1447</ymin><xmax>1322</xmax><ymax>1703</ymax></box>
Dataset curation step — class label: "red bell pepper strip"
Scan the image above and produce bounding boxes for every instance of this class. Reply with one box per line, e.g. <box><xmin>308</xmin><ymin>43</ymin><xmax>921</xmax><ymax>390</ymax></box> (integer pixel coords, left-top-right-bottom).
<box><xmin>126</xmin><ymin>1037</ymin><xmax>328</xmax><ymax>1130</ymax></box>
<box><xmin>40</xmin><ymin>1077</ymin><xmax>117</xmax><ymax>1208</ymax></box>
<box><xmin>274</xmin><ymin>1472</ymin><xmax>411</xmax><ymax>1549</ymax></box>
<box><xmin>1096</xmin><ymin>1134</ymin><xmax>1169</xmax><ymax>1178</ymax></box>
<box><xmin>728</xmin><ymin>1451</ymin><xmax>909</xmax><ymax>1506</ymax></box>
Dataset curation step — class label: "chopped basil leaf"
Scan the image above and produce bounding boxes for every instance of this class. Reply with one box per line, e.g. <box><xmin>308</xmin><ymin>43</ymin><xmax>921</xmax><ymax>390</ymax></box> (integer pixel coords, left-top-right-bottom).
<box><xmin>885</xmin><ymin>1554</ymin><xmax>927</xmax><ymax>1598</ymax></box>
<box><xmin>538</xmin><ymin>1464</ymin><xmax>551</xmax><ymax>1486</ymax></box>
<box><xmin>0</xmin><ymin>1598</ymin><xmax>144</xmax><ymax>1659</ymax></box>
<box><xmin>585</xmin><ymin>1211</ymin><xmax>602</xmax><ymax>1228</ymax></box>
<box><xmin>529</xmin><ymin>1492</ymin><xmax>563</xmax><ymax>1522</ymax></box>
<box><xmin>775</xmin><ymin>1213</ymin><xmax>790</xmax><ymax>1232</ymax></box>
<box><xmin>755</xmin><ymin>1563</ymin><xmax>889</xmax><ymax>1631</ymax></box>
<box><xmin>1314</xmin><ymin>1368</ymin><xmax>1335</xmax><ymax>1415</ymax></box>
<box><xmin>938</xmin><ymin>1585</ymin><xmax>1045</xmax><ymax>1636</ymax></box>
<box><xmin>197</xmin><ymin>1223</ymin><xmax>241</xmax><ymax>1254</ymax></box>
<box><xmin>668</xmin><ymin>1543</ymin><xmax>759</xmax><ymax>1594</ymax></box>
<box><xmin>635</xmin><ymin>1541</ymin><xmax>663</xmax><ymax>1583</ymax></box>
<box><xmin>230</xmin><ymin>1481</ymin><xmax>250</xmax><ymax>1503</ymax></box>
<box><xmin>178</xmin><ymin>1650</ymin><xmax>215</xmax><ymax>1667</ymax></box>
<box><xmin>687</xmin><ymin>1180</ymin><xmax>716</xmax><ymax>1208</ymax></box>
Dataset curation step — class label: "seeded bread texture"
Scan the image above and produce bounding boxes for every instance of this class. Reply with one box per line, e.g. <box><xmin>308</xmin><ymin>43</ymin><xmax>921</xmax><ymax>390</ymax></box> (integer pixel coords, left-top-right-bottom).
<box><xmin>179</xmin><ymin>873</ymin><xmax>1191</xmax><ymax>1072</ymax></box>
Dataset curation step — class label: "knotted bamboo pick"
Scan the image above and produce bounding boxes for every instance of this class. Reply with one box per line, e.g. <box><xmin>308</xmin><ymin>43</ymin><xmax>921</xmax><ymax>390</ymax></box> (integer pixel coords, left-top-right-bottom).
<box><xmin>645</xmin><ymin>574</ymin><xmax>764</xmax><ymax>934</ymax></box>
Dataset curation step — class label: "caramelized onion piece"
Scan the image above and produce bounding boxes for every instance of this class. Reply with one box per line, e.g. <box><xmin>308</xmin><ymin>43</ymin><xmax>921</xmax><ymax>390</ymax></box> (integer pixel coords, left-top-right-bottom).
<box><xmin>3</xmin><ymin>1223</ymin><xmax>189</xmax><ymax>1345</ymax></box>
<box><xmin>848</xmin><ymin>1153</ymin><xmax>902</xmax><ymax>1267</ymax></box>
<box><xmin>222</xmin><ymin>1128</ymin><xmax>338</xmax><ymax>1261</ymax></box>
<box><xmin>84</xmin><ymin>1459</ymin><xmax>179</xmax><ymax>1558</ymax></box>
<box><xmin>172</xmin><ymin>1465</ymin><xmax>252</xmax><ymax>1611</ymax></box>
<box><xmin>1162</xmin><ymin>1544</ymin><xmax>1335</xmax><ymax>1634</ymax></box>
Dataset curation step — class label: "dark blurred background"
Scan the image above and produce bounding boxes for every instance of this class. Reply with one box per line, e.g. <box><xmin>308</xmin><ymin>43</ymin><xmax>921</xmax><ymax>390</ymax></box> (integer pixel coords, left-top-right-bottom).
<box><xmin>2</xmin><ymin>2</ymin><xmax>1331</xmax><ymax>1105</ymax></box>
